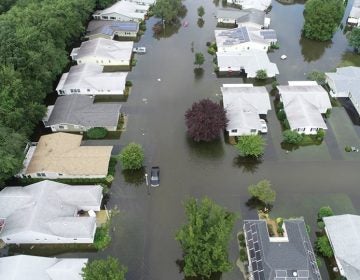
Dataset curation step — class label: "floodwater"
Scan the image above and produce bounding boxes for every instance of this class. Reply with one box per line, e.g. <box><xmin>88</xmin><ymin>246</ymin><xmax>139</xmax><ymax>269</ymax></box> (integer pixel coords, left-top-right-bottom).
<box><xmin>6</xmin><ymin>1</ymin><xmax>360</xmax><ymax>280</ymax></box>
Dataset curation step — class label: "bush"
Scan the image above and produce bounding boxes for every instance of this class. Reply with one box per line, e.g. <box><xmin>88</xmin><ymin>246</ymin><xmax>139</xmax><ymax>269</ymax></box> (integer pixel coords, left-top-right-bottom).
<box><xmin>318</xmin><ymin>206</ymin><xmax>334</xmax><ymax>220</ymax></box>
<box><xmin>94</xmin><ymin>222</ymin><xmax>111</xmax><ymax>250</ymax></box>
<box><xmin>317</xmin><ymin>221</ymin><xmax>325</xmax><ymax>230</ymax></box>
<box><xmin>277</xmin><ymin>109</ymin><xmax>286</xmax><ymax>121</ymax></box>
<box><xmin>236</xmin><ymin>135</ymin><xmax>266</xmax><ymax>158</ymax></box>
<box><xmin>207</xmin><ymin>47</ymin><xmax>216</xmax><ymax>55</ymax></box>
<box><xmin>239</xmin><ymin>248</ymin><xmax>248</xmax><ymax>262</ymax></box>
<box><xmin>316</xmin><ymin>129</ymin><xmax>325</xmax><ymax>142</ymax></box>
<box><xmin>82</xmin><ymin>257</ymin><xmax>127</xmax><ymax>280</ymax></box>
<box><xmin>272</xmin><ymin>81</ymin><xmax>279</xmax><ymax>90</ymax></box>
<box><xmin>316</xmin><ymin>235</ymin><xmax>333</xmax><ymax>258</ymax></box>
<box><xmin>125</xmin><ymin>80</ymin><xmax>133</xmax><ymax>87</ymax></box>
<box><xmin>282</xmin><ymin>119</ymin><xmax>290</xmax><ymax>130</ymax></box>
<box><xmin>131</xmin><ymin>58</ymin><xmax>137</xmax><ymax>67</ymax></box>
<box><xmin>256</xmin><ymin>69</ymin><xmax>268</xmax><ymax>80</ymax></box>
<box><xmin>282</xmin><ymin>130</ymin><xmax>303</xmax><ymax>145</ymax></box>
<box><xmin>119</xmin><ymin>143</ymin><xmax>145</xmax><ymax>170</ymax></box>
<box><xmin>345</xmin><ymin>145</ymin><xmax>352</xmax><ymax>152</ymax></box>
<box><xmin>307</xmin><ymin>70</ymin><xmax>326</xmax><ymax>85</ymax></box>
<box><xmin>325</xmin><ymin>109</ymin><xmax>331</xmax><ymax>118</ymax></box>
<box><xmin>86</xmin><ymin>127</ymin><xmax>108</xmax><ymax>139</ymax></box>
<box><xmin>270</xmin><ymin>42</ymin><xmax>280</xmax><ymax>49</ymax></box>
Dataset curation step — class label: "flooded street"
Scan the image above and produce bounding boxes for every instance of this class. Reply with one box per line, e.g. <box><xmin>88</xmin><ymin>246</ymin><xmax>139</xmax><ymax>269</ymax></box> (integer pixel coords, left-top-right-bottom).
<box><xmin>7</xmin><ymin>1</ymin><xmax>360</xmax><ymax>280</ymax></box>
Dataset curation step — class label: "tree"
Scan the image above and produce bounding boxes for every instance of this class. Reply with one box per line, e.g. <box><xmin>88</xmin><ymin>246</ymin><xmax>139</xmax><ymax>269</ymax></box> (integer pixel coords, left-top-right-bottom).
<box><xmin>248</xmin><ymin>180</ymin><xmax>276</xmax><ymax>205</ymax></box>
<box><xmin>153</xmin><ymin>0</ymin><xmax>183</xmax><ymax>24</ymax></box>
<box><xmin>316</xmin><ymin>235</ymin><xmax>333</xmax><ymax>257</ymax></box>
<box><xmin>307</xmin><ymin>70</ymin><xmax>326</xmax><ymax>85</ymax></box>
<box><xmin>349</xmin><ymin>27</ymin><xmax>360</xmax><ymax>52</ymax></box>
<box><xmin>185</xmin><ymin>99</ymin><xmax>228</xmax><ymax>142</ymax></box>
<box><xmin>255</xmin><ymin>69</ymin><xmax>268</xmax><ymax>80</ymax></box>
<box><xmin>119</xmin><ymin>143</ymin><xmax>145</xmax><ymax>170</ymax></box>
<box><xmin>81</xmin><ymin>257</ymin><xmax>127</xmax><ymax>280</ymax></box>
<box><xmin>282</xmin><ymin>130</ymin><xmax>303</xmax><ymax>145</ymax></box>
<box><xmin>318</xmin><ymin>206</ymin><xmax>334</xmax><ymax>220</ymax></box>
<box><xmin>197</xmin><ymin>6</ymin><xmax>205</xmax><ymax>18</ymax></box>
<box><xmin>302</xmin><ymin>0</ymin><xmax>344</xmax><ymax>41</ymax></box>
<box><xmin>86</xmin><ymin>127</ymin><xmax>108</xmax><ymax>139</ymax></box>
<box><xmin>236</xmin><ymin>135</ymin><xmax>266</xmax><ymax>158</ymax></box>
<box><xmin>96</xmin><ymin>0</ymin><xmax>117</xmax><ymax>9</ymax></box>
<box><xmin>176</xmin><ymin>197</ymin><xmax>236</xmax><ymax>278</ymax></box>
<box><xmin>194</xmin><ymin>52</ymin><xmax>205</xmax><ymax>68</ymax></box>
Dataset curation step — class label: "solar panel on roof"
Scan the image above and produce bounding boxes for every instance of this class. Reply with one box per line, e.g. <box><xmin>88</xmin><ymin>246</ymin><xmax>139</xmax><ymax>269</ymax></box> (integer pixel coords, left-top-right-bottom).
<box><xmin>298</xmin><ymin>270</ymin><xmax>309</xmax><ymax>277</ymax></box>
<box><xmin>254</xmin><ymin>242</ymin><xmax>260</xmax><ymax>251</ymax></box>
<box><xmin>259</xmin><ymin>271</ymin><xmax>265</xmax><ymax>280</ymax></box>
<box><xmin>253</xmin><ymin>233</ymin><xmax>258</xmax><ymax>242</ymax></box>
<box><xmin>252</xmin><ymin>261</ymin><xmax>258</xmax><ymax>271</ymax></box>
<box><xmin>276</xmin><ymin>270</ymin><xmax>287</xmax><ymax>277</ymax></box>
<box><xmin>257</xmin><ymin>261</ymin><xmax>263</xmax><ymax>271</ymax></box>
<box><xmin>255</xmin><ymin>251</ymin><xmax>261</xmax><ymax>260</ymax></box>
<box><xmin>248</xmin><ymin>240</ymin><xmax>253</xmax><ymax>248</ymax></box>
<box><xmin>249</xmin><ymin>249</ymin><xmax>255</xmax><ymax>258</ymax></box>
<box><xmin>253</xmin><ymin>271</ymin><xmax>260</xmax><ymax>280</ymax></box>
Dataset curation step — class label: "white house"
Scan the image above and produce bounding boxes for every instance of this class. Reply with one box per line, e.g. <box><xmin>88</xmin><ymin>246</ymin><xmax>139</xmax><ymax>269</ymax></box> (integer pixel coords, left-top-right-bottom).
<box><xmin>93</xmin><ymin>1</ymin><xmax>148</xmax><ymax>22</ymax></box>
<box><xmin>0</xmin><ymin>180</ymin><xmax>102</xmax><ymax>244</ymax></box>
<box><xmin>217</xmin><ymin>50</ymin><xmax>279</xmax><ymax>77</ymax></box>
<box><xmin>71</xmin><ymin>38</ymin><xmax>133</xmax><ymax>67</ymax></box>
<box><xmin>217</xmin><ymin>8</ymin><xmax>269</xmax><ymax>29</ymax></box>
<box><xmin>56</xmin><ymin>64</ymin><xmax>128</xmax><ymax>96</ymax></box>
<box><xmin>277</xmin><ymin>81</ymin><xmax>332</xmax><ymax>135</ymax></box>
<box><xmin>215</xmin><ymin>26</ymin><xmax>277</xmax><ymax>52</ymax></box>
<box><xmin>126</xmin><ymin>0</ymin><xmax>156</xmax><ymax>6</ymax></box>
<box><xmin>0</xmin><ymin>255</ymin><xmax>88</xmax><ymax>280</ymax></box>
<box><xmin>226</xmin><ymin>0</ymin><xmax>272</xmax><ymax>11</ymax></box>
<box><xmin>323</xmin><ymin>215</ymin><xmax>360</xmax><ymax>280</ymax></box>
<box><xmin>348</xmin><ymin>0</ymin><xmax>360</xmax><ymax>26</ymax></box>
<box><xmin>17</xmin><ymin>133</ymin><xmax>112</xmax><ymax>179</ymax></box>
<box><xmin>326</xmin><ymin>66</ymin><xmax>360</xmax><ymax>117</ymax></box>
<box><xmin>43</xmin><ymin>95</ymin><xmax>122</xmax><ymax>132</ymax></box>
<box><xmin>221</xmin><ymin>84</ymin><xmax>271</xmax><ymax>136</ymax></box>
<box><xmin>86</xmin><ymin>20</ymin><xmax>139</xmax><ymax>40</ymax></box>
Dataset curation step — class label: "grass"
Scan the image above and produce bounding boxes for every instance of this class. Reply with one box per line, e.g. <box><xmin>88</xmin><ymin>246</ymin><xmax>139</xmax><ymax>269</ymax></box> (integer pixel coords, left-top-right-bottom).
<box><xmin>94</xmin><ymin>221</ymin><xmax>111</xmax><ymax>250</ymax></box>
<box><xmin>338</xmin><ymin>53</ymin><xmax>360</xmax><ymax>67</ymax></box>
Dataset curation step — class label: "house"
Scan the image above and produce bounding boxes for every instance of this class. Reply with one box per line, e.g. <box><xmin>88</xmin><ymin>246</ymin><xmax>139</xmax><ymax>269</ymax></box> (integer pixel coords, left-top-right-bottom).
<box><xmin>43</xmin><ymin>95</ymin><xmax>122</xmax><ymax>132</ymax></box>
<box><xmin>323</xmin><ymin>214</ymin><xmax>360</xmax><ymax>280</ymax></box>
<box><xmin>217</xmin><ymin>8</ymin><xmax>269</xmax><ymax>29</ymax></box>
<box><xmin>86</xmin><ymin>20</ymin><xmax>139</xmax><ymax>40</ymax></box>
<box><xmin>56</xmin><ymin>64</ymin><xmax>128</xmax><ymax>95</ymax></box>
<box><xmin>216</xmin><ymin>50</ymin><xmax>279</xmax><ymax>77</ymax></box>
<box><xmin>243</xmin><ymin>219</ymin><xmax>322</xmax><ymax>280</ymax></box>
<box><xmin>226</xmin><ymin>0</ymin><xmax>272</xmax><ymax>11</ymax></box>
<box><xmin>348</xmin><ymin>0</ymin><xmax>360</xmax><ymax>26</ymax></box>
<box><xmin>215</xmin><ymin>26</ymin><xmax>277</xmax><ymax>52</ymax></box>
<box><xmin>71</xmin><ymin>38</ymin><xmax>133</xmax><ymax>67</ymax></box>
<box><xmin>221</xmin><ymin>84</ymin><xmax>271</xmax><ymax>136</ymax></box>
<box><xmin>0</xmin><ymin>255</ymin><xmax>87</xmax><ymax>280</ymax></box>
<box><xmin>0</xmin><ymin>180</ymin><xmax>102</xmax><ymax>244</ymax></box>
<box><xmin>277</xmin><ymin>81</ymin><xmax>332</xmax><ymax>135</ymax></box>
<box><xmin>17</xmin><ymin>133</ymin><xmax>112</xmax><ymax>179</ymax></box>
<box><xmin>126</xmin><ymin>0</ymin><xmax>156</xmax><ymax>6</ymax></box>
<box><xmin>93</xmin><ymin>1</ymin><xmax>148</xmax><ymax>22</ymax></box>
<box><xmin>326</xmin><ymin>66</ymin><xmax>360</xmax><ymax>117</ymax></box>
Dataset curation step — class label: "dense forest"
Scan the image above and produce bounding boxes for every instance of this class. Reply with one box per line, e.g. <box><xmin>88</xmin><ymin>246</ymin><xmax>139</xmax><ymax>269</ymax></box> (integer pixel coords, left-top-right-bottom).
<box><xmin>0</xmin><ymin>0</ymin><xmax>117</xmax><ymax>185</ymax></box>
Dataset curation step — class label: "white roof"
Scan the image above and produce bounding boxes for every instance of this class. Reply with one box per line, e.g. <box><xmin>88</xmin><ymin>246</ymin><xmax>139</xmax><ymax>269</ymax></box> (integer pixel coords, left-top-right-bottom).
<box><xmin>238</xmin><ymin>0</ymin><xmax>272</xmax><ymax>10</ymax></box>
<box><xmin>221</xmin><ymin>84</ymin><xmax>271</xmax><ymax>131</ymax></box>
<box><xmin>217</xmin><ymin>50</ymin><xmax>279</xmax><ymax>77</ymax></box>
<box><xmin>278</xmin><ymin>82</ymin><xmax>331</xmax><ymax>129</ymax></box>
<box><xmin>56</xmin><ymin>64</ymin><xmax>127</xmax><ymax>92</ymax></box>
<box><xmin>94</xmin><ymin>1</ymin><xmax>147</xmax><ymax>19</ymax></box>
<box><xmin>324</xmin><ymin>214</ymin><xmax>360</xmax><ymax>280</ymax></box>
<box><xmin>326</xmin><ymin>66</ymin><xmax>360</xmax><ymax>101</ymax></box>
<box><xmin>349</xmin><ymin>0</ymin><xmax>360</xmax><ymax>18</ymax></box>
<box><xmin>0</xmin><ymin>255</ymin><xmax>87</xmax><ymax>280</ymax></box>
<box><xmin>0</xmin><ymin>180</ymin><xmax>102</xmax><ymax>240</ymax></box>
<box><xmin>72</xmin><ymin>38</ymin><xmax>133</xmax><ymax>61</ymax></box>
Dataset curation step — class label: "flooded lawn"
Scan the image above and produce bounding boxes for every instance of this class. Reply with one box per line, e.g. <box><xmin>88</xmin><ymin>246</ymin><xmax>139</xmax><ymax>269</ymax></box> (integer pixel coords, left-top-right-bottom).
<box><xmin>6</xmin><ymin>1</ymin><xmax>360</xmax><ymax>280</ymax></box>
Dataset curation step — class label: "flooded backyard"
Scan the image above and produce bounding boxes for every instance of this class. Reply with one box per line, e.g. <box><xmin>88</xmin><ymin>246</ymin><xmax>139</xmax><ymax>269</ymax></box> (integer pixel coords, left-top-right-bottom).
<box><xmin>4</xmin><ymin>0</ymin><xmax>360</xmax><ymax>280</ymax></box>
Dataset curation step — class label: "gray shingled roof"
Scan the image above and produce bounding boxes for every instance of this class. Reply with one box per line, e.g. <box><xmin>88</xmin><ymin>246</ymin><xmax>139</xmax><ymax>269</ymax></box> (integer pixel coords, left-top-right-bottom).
<box><xmin>323</xmin><ymin>214</ymin><xmax>360</xmax><ymax>280</ymax></box>
<box><xmin>46</xmin><ymin>95</ymin><xmax>121</xmax><ymax>128</ymax></box>
<box><xmin>244</xmin><ymin>219</ymin><xmax>322</xmax><ymax>280</ymax></box>
<box><xmin>0</xmin><ymin>180</ymin><xmax>102</xmax><ymax>241</ymax></box>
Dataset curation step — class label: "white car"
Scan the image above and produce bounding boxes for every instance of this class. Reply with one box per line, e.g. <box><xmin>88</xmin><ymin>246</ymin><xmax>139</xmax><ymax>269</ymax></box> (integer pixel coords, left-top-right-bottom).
<box><xmin>259</xmin><ymin>119</ymin><xmax>268</xmax><ymax>134</ymax></box>
<box><xmin>133</xmin><ymin>47</ymin><xmax>146</xmax><ymax>54</ymax></box>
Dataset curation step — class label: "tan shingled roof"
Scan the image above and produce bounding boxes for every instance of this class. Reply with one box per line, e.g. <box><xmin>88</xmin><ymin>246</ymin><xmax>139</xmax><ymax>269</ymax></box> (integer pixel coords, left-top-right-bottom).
<box><xmin>26</xmin><ymin>133</ymin><xmax>112</xmax><ymax>176</ymax></box>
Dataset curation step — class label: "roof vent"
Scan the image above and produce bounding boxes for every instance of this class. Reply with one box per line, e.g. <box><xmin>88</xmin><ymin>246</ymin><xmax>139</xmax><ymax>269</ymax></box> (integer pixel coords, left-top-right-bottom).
<box><xmin>293</xmin><ymin>271</ymin><xmax>298</xmax><ymax>277</ymax></box>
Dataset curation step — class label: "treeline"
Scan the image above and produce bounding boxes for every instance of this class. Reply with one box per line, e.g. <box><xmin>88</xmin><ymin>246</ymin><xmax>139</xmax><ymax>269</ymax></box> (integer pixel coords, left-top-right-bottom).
<box><xmin>0</xmin><ymin>0</ymin><xmax>100</xmax><ymax>185</ymax></box>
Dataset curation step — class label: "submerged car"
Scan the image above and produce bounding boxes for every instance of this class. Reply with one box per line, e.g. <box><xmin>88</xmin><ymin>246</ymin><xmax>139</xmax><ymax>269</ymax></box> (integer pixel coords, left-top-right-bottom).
<box><xmin>133</xmin><ymin>47</ymin><xmax>146</xmax><ymax>54</ymax></box>
<box><xmin>150</xmin><ymin>166</ymin><xmax>160</xmax><ymax>187</ymax></box>
<box><xmin>259</xmin><ymin>119</ymin><xmax>268</xmax><ymax>134</ymax></box>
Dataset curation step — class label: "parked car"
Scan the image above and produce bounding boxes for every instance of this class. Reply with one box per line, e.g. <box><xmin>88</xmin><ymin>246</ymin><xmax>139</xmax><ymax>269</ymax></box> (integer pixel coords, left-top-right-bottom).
<box><xmin>259</xmin><ymin>119</ymin><xmax>268</xmax><ymax>134</ymax></box>
<box><xmin>150</xmin><ymin>166</ymin><xmax>160</xmax><ymax>187</ymax></box>
<box><xmin>133</xmin><ymin>47</ymin><xmax>146</xmax><ymax>54</ymax></box>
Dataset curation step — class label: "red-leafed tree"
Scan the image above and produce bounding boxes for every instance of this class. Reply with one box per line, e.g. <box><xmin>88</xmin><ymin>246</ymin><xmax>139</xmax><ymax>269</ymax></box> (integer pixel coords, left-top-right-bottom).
<box><xmin>185</xmin><ymin>99</ymin><xmax>228</xmax><ymax>142</ymax></box>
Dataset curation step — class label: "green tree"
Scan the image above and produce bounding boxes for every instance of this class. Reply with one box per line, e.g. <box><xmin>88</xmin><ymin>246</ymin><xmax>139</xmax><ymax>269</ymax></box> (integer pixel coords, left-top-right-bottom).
<box><xmin>282</xmin><ymin>130</ymin><xmax>303</xmax><ymax>145</ymax></box>
<box><xmin>349</xmin><ymin>27</ymin><xmax>360</xmax><ymax>52</ymax></box>
<box><xmin>318</xmin><ymin>206</ymin><xmax>334</xmax><ymax>220</ymax></box>
<box><xmin>255</xmin><ymin>69</ymin><xmax>268</xmax><ymax>80</ymax></box>
<box><xmin>302</xmin><ymin>0</ymin><xmax>344</xmax><ymax>41</ymax></box>
<box><xmin>194</xmin><ymin>52</ymin><xmax>205</xmax><ymax>68</ymax></box>
<box><xmin>96</xmin><ymin>0</ymin><xmax>117</xmax><ymax>9</ymax></box>
<box><xmin>153</xmin><ymin>0</ymin><xmax>182</xmax><ymax>24</ymax></box>
<box><xmin>248</xmin><ymin>180</ymin><xmax>276</xmax><ymax>205</ymax></box>
<box><xmin>316</xmin><ymin>235</ymin><xmax>333</xmax><ymax>257</ymax></box>
<box><xmin>176</xmin><ymin>197</ymin><xmax>236</xmax><ymax>278</ymax></box>
<box><xmin>119</xmin><ymin>143</ymin><xmax>145</xmax><ymax>170</ymax></box>
<box><xmin>236</xmin><ymin>135</ymin><xmax>266</xmax><ymax>158</ymax></box>
<box><xmin>197</xmin><ymin>6</ymin><xmax>205</xmax><ymax>18</ymax></box>
<box><xmin>81</xmin><ymin>257</ymin><xmax>127</xmax><ymax>280</ymax></box>
<box><xmin>307</xmin><ymin>70</ymin><xmax>326</xmax><ymax>84</ymax></box>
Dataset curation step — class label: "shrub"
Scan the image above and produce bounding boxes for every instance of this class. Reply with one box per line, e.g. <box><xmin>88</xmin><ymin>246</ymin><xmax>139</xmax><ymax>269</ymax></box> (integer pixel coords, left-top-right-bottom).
<box><xmin>345</xmin><ymin>145</ymin><xmax>352</xmax><ymax>152</ymax></box>
<box><xmin>316</xmin><ymin>235</ymin><xmax>333</xmax><ymax>258</ymax></box>
<box><xmin>270</xmin><ymin>42</ymin><xmax>280</xmax><ymax>49</ymax></box>
<box><xmin>125</xmin><ymin>80</ymin><xmax>133</xmax><ymax>87</ymax></box>
<box><xmin>318</xmin><ymin>206</ymin><xmax>334</xmax><ymax>220</ymax></box>
<box><xmin>256</xmin><ymin>69</ymin><xmax>268</xmax><ymax>80</ymax></box>
<box><xmin>271</xmin><ymin>81</ymin><xmax>279</xmax><ymax>90</ymax></box>
<box><xmin>307</xmin><ymin>70</ymin><xmax>326</xmax><ymax>85</ymax></box>
<box><xmin>325</xmin><ymin>109</ymin><xmax>331</xmax><ymax>118</ymax></box>
<box><xmin>248</xmin><ymin>180</ymin><xmax>276</xmax><ymax>205</ymax></box>
<box><xmin>82</xmin><ymin>257</ymin><xmax>127</xmax><ymax>280</ymax></box>
<box><xmin>119</xmin><ymin>143</ymin><xmax>145</xmax><ymax>170</ymax></box>
<box><xmin>239</xmin><ymin>248</ymin><xmax>248</xmax><ymax>262</ymax></box>
<box><xmin>317</xmin><ymin>221</ymin><xmax>325</xmax><ymax>230</ymax></box>
<box><xmin>86</xmin><ymin>127</ymin><xmax>108</xmax><ymax>139</ymax></box>
<box><xmin>277</xmin><ymin>109</ymin><xmax>286</xmax><ymax>121</ymax></box>
<box><xmin>131</xmin><ymin>58</ymin><xmax>137</xmax><ymax>67</ymax></box>
<box><xmin>282</xmin><ymin>119</ymin><xmax>290</xmax><ymax>130</ymax></box>
<box><xmin>207</xmin><ymin>47</ymin><xmax>216</xmax><ymax>55</ymax></box>
<box><xmin>94</xmin><ymin>222</ymin><xmax>111</xmax><ymax>250</ymax></box>
<box><xmin>316</xmin><ymin>129</ymin><xmax>325</xmax><ymax>142</ymax></box>
<box><xmin>236</xmin><ymin>135</ymin><xmax>266</xmax><ymax>158</ymax></box>
<box><xmin>282</xmin><ymin>130</ymin><xmax>303</xmax><ymax>145</ymax></box>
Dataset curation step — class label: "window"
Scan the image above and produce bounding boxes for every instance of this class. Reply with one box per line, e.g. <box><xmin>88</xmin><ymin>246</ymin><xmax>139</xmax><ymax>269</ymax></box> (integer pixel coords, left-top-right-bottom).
<box><xmin>250</xmin><ymin>129</ymin><xmax>257</xmax><ymax>133</ymax></box>
<box><xmin>231</xmin><ymin>129</ymin><xmax>237</xmax><ymax>133</ymax></box>
<box><xmin>59</xmin><ymin>125</ymin><xmax>65</xmax><ymax>129</ymax></box>
<box><xmin>36</xmin><ymin>173</ymin><xmax>42</xmax><ymax>177</ymax></box>
<box><xmin>77</xmin><ymin>89</ymin><xmax>80</xmax><ymax>92</ymax></box>
<box><xmin>70</xmin><ymin>89</ymin><xmax>74</xmax><ymax>93</ymax></box>
<box><xmin>87</xmin><ymin>89</ymin><xmax>90</xmax><ymax>92</ymax></box>
<box><xmin>40</xmin><ymin>173</ymin><xmax>46</xmax><ymax>177</ymax></box>
<box><xmin>59</xmin><ymin>173</ymin><xmax>63</xmax><ymax>176</ymax></box>
<box><xmin>110</xmin><ymin>17</ymin><xmax>116</xmax><ymax>20</ymax></box>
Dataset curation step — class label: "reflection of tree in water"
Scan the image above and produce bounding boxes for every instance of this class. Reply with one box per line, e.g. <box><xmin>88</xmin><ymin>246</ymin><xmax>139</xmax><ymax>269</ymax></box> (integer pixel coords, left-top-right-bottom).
<box><xmin>193</xmin><ymin>68</ymin><xmax>204</xmax><ymax>80</ymax></box>
<box><xmin>175</xmin><ymin>259</ymin><xmax>222</xmax><ymax>280</ymax></box>
<box><xmin>246</xmin><ymin>197</ymin><xmax>273</xmax><ymax>212</ymax></box>
<box><xmin>280</xmin><ymin>142</ymin><xmax>300</xmax><ymax>151</ymax></box>
<box><xmin>275</xmin><ymin>0</ymin><xmax>305</xmax><ymax>5</ymax></box>
<box><xmin>197</xmin><ymin>18</ymin><xmax>204</xmax><ymax>28</ymax></box>
<box><xmin>122</xmin><ymin>168</ymin><xmax>145</xmax><ymax>186</ymax></box>
<box><xmin>233</xmin><ymin>156</ymin><xmax>262</xmax><ymax>173</ymax></box>
<box><xmin>187</xmin><ymin>137</ymin><xmax>225</xmax><ymax>159</ymax></box>
<box><xmin>213</xmin><ymin>0</ymin><xmax>220</xmax><ymax>6</ymax></box>
<box><xmin>152</xmin><ymin>20</ymin><xmax>182</xmax><ymax>40</ymax></box>
<box><xmin>300</xmin><ymin>36</ymin><xmax>332</xmax><ymax>62</ymax></box>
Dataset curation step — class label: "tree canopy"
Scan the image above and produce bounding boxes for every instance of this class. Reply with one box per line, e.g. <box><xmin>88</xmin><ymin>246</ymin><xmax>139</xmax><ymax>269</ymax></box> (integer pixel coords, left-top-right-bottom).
<box><xmin>153</xmin><ymin>0</ymin><xmax>183</xmax><ymax>23</ymax></box>
<box><xmin>82</xmin><ymin>257</ymin><xmax>127</xmax><ymax>280</ymax></box>
<box><xmin>119</xmin><ymin>143</ymin><xmax>145</xmax><ymax>170</ymax></box>
<box><xmin>302</xmin><ymin>0</ymin><xmax>344</xmax><ymax>41</ymax></box>
<box><xmin>349</xmin><ymin>27</ymin><xmax>360</xmax><ymax>52</ymax></box>
<box><xmin>194</xmin><ymin>52</ymin><xmax>205</xmax><ymax>67</ymax></box>
<box><xmin>185</xmin><ymin>99</ymin><xmax>228</xmax><ymax>142</ymax></box>
<box><xmin>236</xmin><ymin>135</ymin><xmax>266</xmax><ymax>158</ymax></box>
<box><xmin>197</xmin><ymin>6</ymin><xmax>205</xmax><ymax>18</ymax></box>
<box><xmin>176</xmin><ymin>197</ymin><xmax>236</xmax><ymax>278</ymax></box>
<box><xmin>248</xmin><ymin>180</ymin><xmax>276</xmax><ymax>205</ymax></box>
